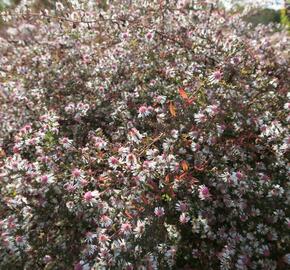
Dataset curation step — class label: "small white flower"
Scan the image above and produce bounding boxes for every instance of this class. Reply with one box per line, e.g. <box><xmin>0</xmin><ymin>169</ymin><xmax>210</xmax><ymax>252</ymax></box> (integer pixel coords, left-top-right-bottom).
<box><xmin>134</xmin><ymin>220</ymin><xmax>145</xmax><ymax>238</ymax></box>
<box><xmin>108</xmin><ymin>156</ymin><xmax>119</xmax><ymax>169</ymax></box>
<box><xmin>85</xmin><ymin>231</ymin><xmax>97</xmax><ymax>243</ymax></box>
<box><xmin>191</xmin><ymin>142</ymin><xmax>200</xmax><ymax>152</ymax></box>
<box><xmin>128</xmin><ymin>128</ymin><xmax>144</xmax><ymax>144</ymax></box>
<box><xmin>55</xmin><ymin>2</ymin><xmax>65</xmax><ymax>11</ymax></box>
<box><xmin>208</xmin><ymin>70</ymin><xmax>223</xmax><ymax>84</ymax></box>
<box><xmin>194</xmin><ymin>112</ymin><xmax>207</xmax><ymax>123</ymax></box>
<box><xmin>138</xmin><ymin>105</ymin><xmax>152</xmax><ymax>118</ymax></box>
<box><xmin>92</xmin><ymin>136</ymin><xmax>107</xmax><ymax>150</ymax></box>
<box><xmin>155</xmin><ymin>95</ymin><xmax>167</xmax><ymax>104</ymax></box>
<box><xmin>284</xmin><ymin>102</ymin><xmax>290</xmax><ymax>110</ymax></box>
<box><xmin>284</xmin><ymin>253</ymin><xmax>290</xmax><ymax>265</ymax></box>
<box><xmin>171</xmin><ymin>129</ymin><xmax>179</xmax><ymax>139</ymax></box>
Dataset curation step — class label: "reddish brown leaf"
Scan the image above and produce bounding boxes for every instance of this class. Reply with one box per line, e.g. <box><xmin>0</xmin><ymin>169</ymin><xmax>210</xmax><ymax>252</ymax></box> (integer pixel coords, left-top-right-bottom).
<box><xmin>169</xmin><ymin>101</ymin><xmax>176</xmax><ymax>117</ymax></box>
<box><xmin>141</xmin><ymin>194</ymin><xmax>149</xmax><ymax>205</ymax></box>
<box><xmin>165</xmin><ymin>174</ymin><xmax>170</xmax><ymax>183</ymax></box>
<box><xmin>179</xmin><ymin>88</ymin><xmax>189</xmax><ymax>100</ymax></box>
<box><xmin>181</xmin><ymin>160</ymin><xmax>189</xmax><ymax>171</ymax></box>
<box><xmin>0</xmin><ymin>148</ymin><xmax>5</xmax><ymax>158</ymax></box>
<box><xmin>124</xmin><ymin>210</ymin><xmax>133</xmax><ymax>219</ymax></box>
<box><xmin>177</xmin><ymin>172</ymin><xmax>188</xmax><ymax>180</ymax></box>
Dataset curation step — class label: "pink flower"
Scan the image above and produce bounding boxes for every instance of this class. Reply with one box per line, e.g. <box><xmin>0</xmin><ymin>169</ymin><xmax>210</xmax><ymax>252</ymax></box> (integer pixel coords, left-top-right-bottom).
<box><xmin>100</xmin><ymin>215</ymin><xmax>113</xmax><ymax>227</ymax></box>
<box><xmin>72</xmin><ymin>168</ymin><xmax>82</xmax><ymax>178</ymax></box>
<box><xmin>84</xmin><ymin>192</ymin><xmax>93</xmax><ymax>202</ymax></box>
<box><xmin>20</xmin><ymin>124</ymin><xmax>32</xmax><ymax>134</ymax></box>
<box><xmin>125</xmin><ymin>153</ymin><xmax>138</xmax><ymax>167</ymax></box>
<box><xmin>154</xmin><ymin>207</ymin><xmax>165</xmax><ymax>217</ymax></box>
<box><xmin>214</xmin><ymin>71</ymin><xmax>222</xmax><ymax>80</ymax></box>
<box><xmin>121</xmin><ymin>31</ymin><xmax>130</xmax><ymax>40</ymax></box>
<box><xmin>179</xmin><ymin>213</ymin><xmax>190</xmax><ymax>224</ymax></box>
<box><xmin>15</xmin><ymin>235</ymin><xmax>23</xmax><ymax>243</ymax></box>
<box><xmin>82</xmin><ymin>54</ymin><xmax>90</xmax><ymax>64</ymax></box>
<box><xmin>198</xmin><ymin>185</ymin><xmax>211</xmax><ymax>200</ymax></box>
<box><xmin>108</xmin><ymin>156</ymin><xmax>119</xmax><ymax>169</ymax></box>
<box><xmin>83</xmin><ymin>191</ymin><xmax>99</xmax><ymax>204</ymax></box>
<box><xmin>13</xmin><ymin>145</ymin><xmax>20</xmax><ymax>153</ymax></box>
<box><xmin>175</xmin><ymin>201</ymin><xmax>188</xmax><ymax>212</ymax></box>
<box><xmin>43</xmin><ymin>255</ymin><xmax>52</xmax><ymax>264</ymax></box>
<box><xmin>194</xmin><ymin>112</ymin><xmax>207</xmax><ymax>123</ymax></box>
<box><xmin>209</xmin><ymin>70</ymin><xmax>223</xmax><ymax>84</ymax></box>
<box><xmin>15</xmin><ymin>235</ymin><xmax>26</xmax><ymax>247</ymax></box>
<box><xmin>205</xmin><ymin>105</ymin><xmax>219</xmax><ymax>117</ymax></box>
<box><xmin>120</xmin><ymin>222</ymin><xmax>132</xmax><ymax>236</ymax></box>
<box><xmin>128</xmin><ymin>128</ymin><xmax>144</xmax><ymax>144</ymax></box>
<box><xmin>40</xmin><ymin>175</ymin><xmax>49</xmax><ymax>184</ymax></box>
<box><xmin>192</xmin><ymin>249</ymin><xmax>200</xmax><ymax>258</ymax></box>
<box><xmin>286</xmin><ymin>218</ymin><xmax>290</xmax><ymax>229</ymax></box>
<box><xmin>145</xmin><ymin>31</ymin><xmax>155</xmax><ymax>42</ymax></box>
<box><xmin>74</xmin><ymin>262</ymin><xmax>83</xmax><ymax>270</ymax></box>
<box><xmin>79</xmin><ymin>179</ymin><xmax>88</xmax><ymax>187</ymax></box>
<box><xmin>39</xmin><ymin>174</ymin><xmax>54</xmax><ymax>185</ymax></box>
<box><xmin>98</xmin><ymin>234</ymin><xmax>110</xmax><ymax>245</ymax></box>
<box><xmin>263</xmin><ymin>249</ymin><xmax>270</xmax><ymax>257</ymax></box>
<box><xmin>38</xmin><ymin>156</ymin><xmax>49</xmax><ymax>163</ymax></box>
<box><xmin>59</xmin><ymin>137</ymin><xmax>73</xmax><ymax>148</ymax></box>
<box><xmin>27</xmin><ymin>138</ymin><xmax>37</xmax><ymax>145</ymax></box>
<box><xmin>155</xmin><ymin>95</ymin><xmax>167</xmax><ymax>104</ymax></box>
<box><xmin>138</xmin><ymin>105</ymin><xmax>152</xmax><ymax>118</ymax></box>
<box><xmin>64</xmin><ymin>183</ymin><xmax>76</xmax><ymax>193</ymax></box>
<box><xmin>91</xmin><ymin>136</ymin><xmax>107</xmax><ymax>150</ymax></box>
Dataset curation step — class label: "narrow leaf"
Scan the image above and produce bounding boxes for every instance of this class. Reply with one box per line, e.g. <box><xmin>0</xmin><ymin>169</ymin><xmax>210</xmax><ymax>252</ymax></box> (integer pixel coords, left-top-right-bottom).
<box><xmin>179</xmin><ymin>88</ymin><xmax>189</xmax><ymax>100</ymax></box>
<box><xmin>169</xmin><ymin>101</ymin><xmax>176</xmax><ymax>117</ymax></box>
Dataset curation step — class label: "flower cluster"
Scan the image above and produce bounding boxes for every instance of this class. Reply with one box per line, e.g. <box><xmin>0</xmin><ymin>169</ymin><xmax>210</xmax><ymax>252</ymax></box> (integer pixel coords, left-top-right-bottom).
<box><xmin>0</xmin><ymin>0</ymin><xmax>289</xmax><ymax>269</ymax></box>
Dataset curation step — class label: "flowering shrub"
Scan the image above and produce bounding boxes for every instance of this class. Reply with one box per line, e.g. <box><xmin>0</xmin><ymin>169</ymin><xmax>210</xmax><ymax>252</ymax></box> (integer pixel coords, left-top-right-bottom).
<box><xmin>0</xmin><ymin>1</ymin><xmax>289</xmax><ymax>269</ymax></box>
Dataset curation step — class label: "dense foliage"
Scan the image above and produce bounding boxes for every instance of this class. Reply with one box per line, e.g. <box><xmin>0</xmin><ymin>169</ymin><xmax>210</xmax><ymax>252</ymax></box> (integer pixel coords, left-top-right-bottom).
<box><xmin>0</xmin><ymin>1</ymin><xmax>289</xmax><ymax>269</ymax></box>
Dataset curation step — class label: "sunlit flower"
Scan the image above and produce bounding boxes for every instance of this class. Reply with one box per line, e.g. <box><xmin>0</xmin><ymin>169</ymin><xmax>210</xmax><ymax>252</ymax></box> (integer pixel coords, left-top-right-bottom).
<box><xmin>38</xmin><ymin>174</ymin><xmax>54</xmax><ymax>185</ymax></box>
<box><xmin>138</xmin><ymin>105</ymin><xmax>152</xmax><ymax>118</ymax></box>
<box><xmin>83</xmin><ymin>190</ymin><xmax>99</xmax><ymax>204</ymax></box>
<box><xmin>108</xmin><ymin>156</ymin><xmax>119</xmax><ymax>169</ymax></box>
<box><xmin>128</xmin><ymin>128</ymin><xmax>144</xmax><ymax>144</ymax></box>
<box><xmin>120</xmin><ymin>222</ymin><xmax>132</xmax><ymax>236</ymax></box>
<box><xmin>71</xmin><ymin>168</ymin><xmax>83</xmax><ymax>179</ymax></box>
<box><xmin>125</xmin><ymin>153</ymin><xmax>138</xmax><ymax>168</ymax></box>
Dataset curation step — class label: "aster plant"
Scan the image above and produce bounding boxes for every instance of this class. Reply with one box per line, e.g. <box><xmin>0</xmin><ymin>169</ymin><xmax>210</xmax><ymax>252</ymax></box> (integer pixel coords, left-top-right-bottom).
<box><xmin>0</xmin><ymin>0</ymin><xmax>289</xmax><ymax>269</ymax></box>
